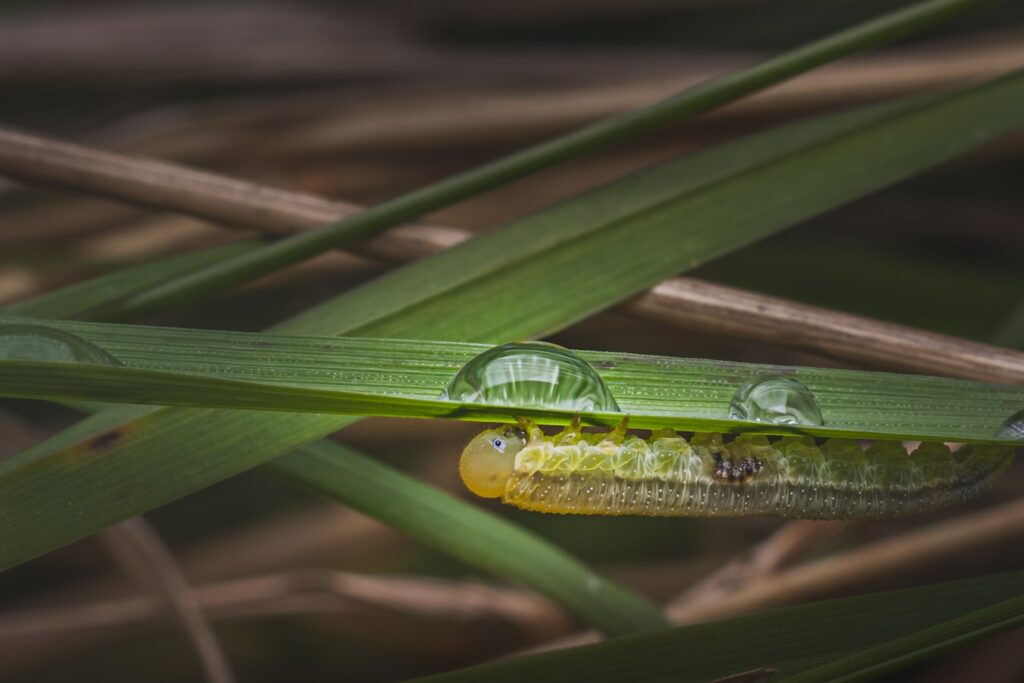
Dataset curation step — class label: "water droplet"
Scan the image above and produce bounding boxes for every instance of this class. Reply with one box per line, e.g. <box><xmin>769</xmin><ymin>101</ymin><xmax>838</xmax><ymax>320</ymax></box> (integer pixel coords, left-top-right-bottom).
<box><xmin>0</xmin><ymin>324</ymin><xmax>122</xmax><ymax>365</ymax></box>
<box><xmin>442</xmin><ymin>341</ymin><xmax>619</xmax><ymax>412</ymax></box>
<box><xmin>996</xmin><ymin>410</ymin><xmax>1024</xmax><ymax>440</ymax></box>
<box><xmin>729</xmin><ymin>376</ymin><xmax>823</xmax><ymax>426</ymax></box>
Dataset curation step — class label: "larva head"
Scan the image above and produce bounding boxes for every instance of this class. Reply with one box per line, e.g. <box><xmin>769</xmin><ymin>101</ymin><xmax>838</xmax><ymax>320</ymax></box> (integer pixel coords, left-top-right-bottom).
<box><xmin>460</xmin><ymin>426</ymin><xmax>526</xmax><ymax>498</ymax></box>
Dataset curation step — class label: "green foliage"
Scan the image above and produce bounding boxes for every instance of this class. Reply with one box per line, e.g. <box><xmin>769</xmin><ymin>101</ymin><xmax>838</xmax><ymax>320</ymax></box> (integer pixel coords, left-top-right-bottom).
<box><xmin>2</xmin><ymin>1</ymin><xmax>1022</xmax><ymax>676</ymax></box>
<box><xmin>6</xmin><ymin>74</ymin><xmax>1023</xmax><ymax>582</ymax></box>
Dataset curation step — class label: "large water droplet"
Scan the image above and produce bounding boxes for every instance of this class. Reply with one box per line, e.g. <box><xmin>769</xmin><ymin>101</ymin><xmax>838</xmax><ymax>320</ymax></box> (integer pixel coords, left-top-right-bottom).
<box><xmin>728</xmin><ymin>375</ymin><xmax>823</xmax><ymax>426</ymax></box>
<box><xmin>996</xmin><ymin>410</ymin><xmax>1024</xmax><ymax>440</ymax></box>
<box><xmin>443</xmin><ymin>341</ymin><xmax>620</xmax><ymax>412</ymax></box>
<box><xmin>0</xmin><ymin>324</ymin><xmax>122</xmax><ymax>365</ymax></box>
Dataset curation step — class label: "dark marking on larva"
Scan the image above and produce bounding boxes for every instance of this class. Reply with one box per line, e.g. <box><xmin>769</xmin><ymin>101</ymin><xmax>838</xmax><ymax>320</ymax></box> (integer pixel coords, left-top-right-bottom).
<box><xmin>712</xmin><ymin>453</ymin><xmax>763</xmax><ymax>483</ymax></box>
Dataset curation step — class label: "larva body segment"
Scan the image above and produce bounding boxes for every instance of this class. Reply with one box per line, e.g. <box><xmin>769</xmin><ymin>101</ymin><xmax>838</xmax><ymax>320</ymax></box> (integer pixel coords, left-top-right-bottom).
<box><xmin>459</xmin><ymin>421</ymin><xmax>1015</xmax><ymax>519</ymax></box>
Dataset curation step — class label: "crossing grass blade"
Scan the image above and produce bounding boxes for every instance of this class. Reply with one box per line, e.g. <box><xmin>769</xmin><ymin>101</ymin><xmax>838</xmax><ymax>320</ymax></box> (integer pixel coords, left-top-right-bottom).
<box><xmin>3</xmin><ymin>242</ymin><xmax>256</xmax><ymax>320</ymax></box>
<box><xmin>404</xmin><ymin>571</ymin><xmax>1024</xmax><ymax>683</ymax></box>
<box><xmin>777</xmin><ymin>591</ymin><xmax>1024</xmax><ymax>682</ymax></box>
<box><xmin>275</xmin><ymin>440</ymin><xmax>669</xmax><ymax>635</ymax></box>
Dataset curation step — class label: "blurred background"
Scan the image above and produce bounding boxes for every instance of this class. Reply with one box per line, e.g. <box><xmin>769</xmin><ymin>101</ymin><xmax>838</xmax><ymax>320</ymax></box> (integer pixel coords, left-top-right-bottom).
<box><xmin>0</xmin><ymin>1</ymin><xmax>1022</xmax><ymax>681</ymax></box>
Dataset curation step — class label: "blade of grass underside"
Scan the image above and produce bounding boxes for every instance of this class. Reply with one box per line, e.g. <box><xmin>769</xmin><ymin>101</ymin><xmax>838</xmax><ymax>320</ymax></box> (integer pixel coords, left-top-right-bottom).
<box><xmin>0</xmin><ymin>320</ymin><xmax>1021</xmax><ymax>443</ymax></box>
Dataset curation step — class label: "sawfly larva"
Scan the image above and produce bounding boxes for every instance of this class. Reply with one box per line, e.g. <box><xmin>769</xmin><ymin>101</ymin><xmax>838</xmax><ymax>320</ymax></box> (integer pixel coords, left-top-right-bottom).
<box><xmin>459</xmin><ymin>418</ymin><xmax>1015</xmax><ymax>519</ymax></box>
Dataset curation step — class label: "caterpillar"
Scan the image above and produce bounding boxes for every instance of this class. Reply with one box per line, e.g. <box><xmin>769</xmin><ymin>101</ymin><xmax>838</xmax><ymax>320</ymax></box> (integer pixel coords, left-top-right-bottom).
<box><xmin>459</xmin><ymin>418</ymin><xmax>1016</xmax><ymax>519</ymax></box>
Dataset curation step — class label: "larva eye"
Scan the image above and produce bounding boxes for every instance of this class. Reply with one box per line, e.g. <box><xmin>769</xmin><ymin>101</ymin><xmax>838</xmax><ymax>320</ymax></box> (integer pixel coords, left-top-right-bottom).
<box><xmin>461</xmin><ymin>429</ymin><xmax>521</xmax><ymax>499</ymax></box>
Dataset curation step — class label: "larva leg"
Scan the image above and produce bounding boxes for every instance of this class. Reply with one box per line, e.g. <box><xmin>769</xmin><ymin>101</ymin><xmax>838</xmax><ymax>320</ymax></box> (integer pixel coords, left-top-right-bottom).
<box><xmin>607</xmin><ymin>416</ymin><xmax>630</xmax><ymax>444</ymax></box>
<box><xmin>516</xmin><ymin>416</ymin><xmax>544</xmax><ymax>444</ymax></box>
<box><xmin>553</xmin><ymin>415</ymin><xmax>583</xmax><ymax>445</ymax></box>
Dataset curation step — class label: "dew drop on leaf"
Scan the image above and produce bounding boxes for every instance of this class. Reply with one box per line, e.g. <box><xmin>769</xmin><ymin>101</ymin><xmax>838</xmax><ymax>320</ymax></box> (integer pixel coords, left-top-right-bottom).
<box><xmin>728</xmin><ymin>375</ymin><xmax>823</xmax><ymax>426</ymax></box>
<box><xmin>996</xmin><ymin>410</ymin><xmax>1024</xmax><ymax>440</ymax></box>
<box><xmin>0</xmin><ymin>324</ymin><xmax>123</xmax><ymax>366</ymax></box>
<box><xmin>442</xmin><ymin>341</ymin><xmax>620</xmax><ymax>412</ymax></box>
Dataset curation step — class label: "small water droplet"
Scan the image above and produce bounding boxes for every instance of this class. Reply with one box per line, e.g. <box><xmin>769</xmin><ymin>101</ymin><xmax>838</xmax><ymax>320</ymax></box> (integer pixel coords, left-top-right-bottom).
<box><xmin>729</xmin><ymin>376</ymin><xmax>823</xmax><ymax>426</ymax></box>
<box><xmin>0</xmin><ymin>324</ymin><xmax>122</xmax><ymax>365</ymax></box>
<box><xmin>996</xmin><ymin>410</ymin><xmax>1024</xmax><ymax>440</ymax></box>
<box><xmin>442</xmin><ymin>341</ymin><xmax>620</xmax><ymax>412</ymax></box>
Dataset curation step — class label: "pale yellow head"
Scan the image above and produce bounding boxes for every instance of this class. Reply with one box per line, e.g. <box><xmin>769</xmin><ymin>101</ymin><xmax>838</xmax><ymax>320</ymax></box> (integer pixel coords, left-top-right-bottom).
<box><xmin>459</xmin><ymin>426</ymin><xmax>527</xmax><ymax>498</ymax></box>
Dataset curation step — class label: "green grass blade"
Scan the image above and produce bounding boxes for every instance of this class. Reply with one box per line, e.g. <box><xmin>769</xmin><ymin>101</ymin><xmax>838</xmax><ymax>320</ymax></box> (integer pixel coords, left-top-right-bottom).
<box><xmin>274</xmin><ymin>441</ymin><xmax>666</xmax><ymax>635</ymax></box>
<box><xmin>3</xmin><ymin>241</ymin><xmax>255</xmax><ymax>320</ymax></box>
<box><xmin>1</xmin><ymin>321</ymin><xmax>1020</xmax><ymax>443</ymax></box>
<box><xmin>2</xmin><ymin>74</ymin><xmax>1021</xmax><ymax>584</ymax></box>
<box><xmin>404</xmin><ymin>572</ymin><xmax>1024</xmax><ymax>683</ymax></box>
<box><xmin>778</xmin><ymin>592</ymin><xmax>1024</xmax><ymax>683</ymax></box>
<box><xmin>109</xmin><ymin>0</ymin><xmax>987</xmax><ymax>317</ymax></box>
<box><xmin>284</xmin><ymin>72</ymin><xmax>1024</xmax><ymax>340</ymax></box>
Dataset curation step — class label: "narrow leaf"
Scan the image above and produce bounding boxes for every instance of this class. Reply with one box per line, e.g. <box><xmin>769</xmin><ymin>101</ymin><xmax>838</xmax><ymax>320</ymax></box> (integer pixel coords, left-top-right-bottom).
<box><xmin>275</xmin><ymin>441</ymin><xmax>667</xmax><ymax>635</ymax></box>
<box><xmin>778</xmin><ymin>591</ymin><xmax>1024</xmax><ymax>682</ymax></box>
<box><xmin>0</xmin><ymin>319</ymin><xmax>1020</xmax><ymax>443</ymax></box>
<box><xmin>405</xmin><ymin>572</ymin><xmax>1024</xmax><ymax>683</ymax></box>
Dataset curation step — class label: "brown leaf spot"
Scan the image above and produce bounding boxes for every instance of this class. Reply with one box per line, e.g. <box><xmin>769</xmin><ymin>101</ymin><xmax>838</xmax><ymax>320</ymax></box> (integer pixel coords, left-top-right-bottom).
<box><xmin>88</xmin><ymin>430</ymin><xmax>124</xmax><ymax>452</ymax></box>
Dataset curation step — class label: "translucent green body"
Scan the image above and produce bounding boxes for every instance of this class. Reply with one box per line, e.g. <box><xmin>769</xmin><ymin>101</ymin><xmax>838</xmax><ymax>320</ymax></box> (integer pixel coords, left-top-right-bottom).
<box><xmin>462</xmin><ymin>421</ymin><xmax>1015</xmax><ymax>519</ymax></box>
